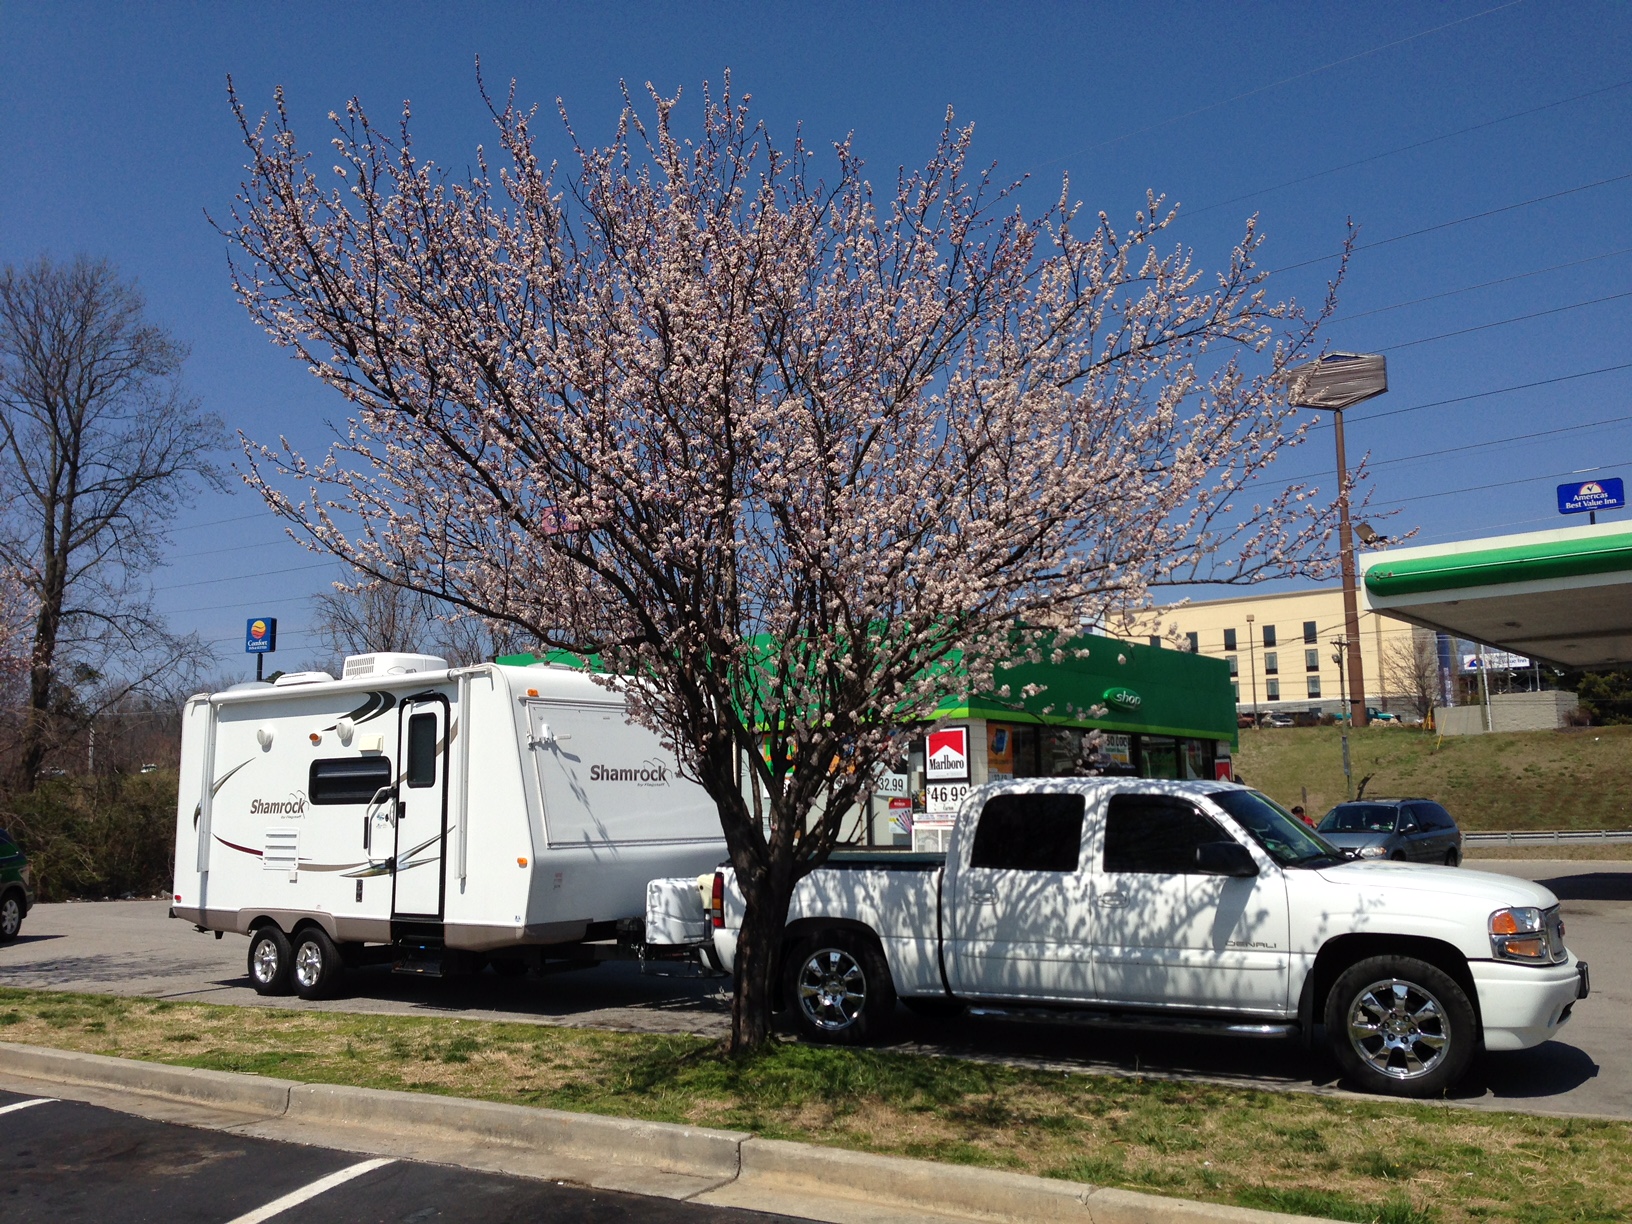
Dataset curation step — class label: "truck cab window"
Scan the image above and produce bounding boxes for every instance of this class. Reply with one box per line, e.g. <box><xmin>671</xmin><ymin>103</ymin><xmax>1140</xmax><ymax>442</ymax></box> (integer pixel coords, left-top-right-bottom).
<box><xmin>969</xmin><ymin>793</ymin><xmax>1085</xmax><ymax>872</ymax></box>
<box><xmin>309</xmin><ymin>756</ymin><xmax>393</xmax><ymax>805</ymax></box>
<box><xmin>405</xmin><ymin>713</ymin><xmax>438</xmax><ymax>788</ymax></box>
<box><xmin>1103</xmin><ymin>794</ymin><xmax>1228</xmax><ymax>874</ymax></box>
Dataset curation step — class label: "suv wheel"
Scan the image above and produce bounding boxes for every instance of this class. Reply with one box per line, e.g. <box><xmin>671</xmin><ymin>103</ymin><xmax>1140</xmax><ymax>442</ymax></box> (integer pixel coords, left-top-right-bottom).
<box><xmin>1325</xmin><ymin>954</ymin><xmax>1475</xmax><ymax>1097</ymax></box>
<box><xmin>0</xmin><ymin>891</ymin><xmax>23</xmax><ymax>942</ymax></box>
<box><xmin>248</xmin><ymin>926</ymin><xmax>294</xmax><ymax>996</ymax></box>
<box><xmin>786</xmin><ymin>931</ymin><xmax>895</xmax><ymax>1045</ymax></box>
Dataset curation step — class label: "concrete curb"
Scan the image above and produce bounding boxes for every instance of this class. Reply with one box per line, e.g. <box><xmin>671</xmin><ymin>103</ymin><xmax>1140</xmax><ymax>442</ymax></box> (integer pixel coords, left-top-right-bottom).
<box><xmin>0</xmin><ymin>1042</ymin><xmax>1333</xmax><ymax>1223</ymax></box>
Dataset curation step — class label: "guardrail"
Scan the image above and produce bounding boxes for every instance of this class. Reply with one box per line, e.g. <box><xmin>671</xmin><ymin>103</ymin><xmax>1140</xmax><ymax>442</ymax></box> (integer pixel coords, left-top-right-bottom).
<box><xmin>1464</xmin><ymin>829</ymin><xmax>1632</xmax><ymax>845</ymax></box>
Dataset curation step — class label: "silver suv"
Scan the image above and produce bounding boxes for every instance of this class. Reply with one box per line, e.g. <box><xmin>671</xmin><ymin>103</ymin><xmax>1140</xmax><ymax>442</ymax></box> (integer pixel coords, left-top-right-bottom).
<box><xmin>1315</xmin><ymin>799</ymin><xmax>1463</xmax><ymax>866</ymax></box>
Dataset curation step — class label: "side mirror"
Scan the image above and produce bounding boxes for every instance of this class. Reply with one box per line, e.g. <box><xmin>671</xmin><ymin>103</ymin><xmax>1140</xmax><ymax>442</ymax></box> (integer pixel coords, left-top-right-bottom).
<box><xmin>1196</xmin><ymin>840</ymin><xmax>1259</xmax><ymax>878</ymax></box>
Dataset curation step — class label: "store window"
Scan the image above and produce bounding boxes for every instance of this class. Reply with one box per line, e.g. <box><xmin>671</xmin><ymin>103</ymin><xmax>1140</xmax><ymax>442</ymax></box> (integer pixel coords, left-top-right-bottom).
<box><xmin>1305</xmin><ymin>649</ymin><xmax>1320</xmax><ymax>672</ymax></box>
<box><xmin>1263</xmin><ymin>625</ymin><xmax>1277</xmax><ymax>648</ymax></box>
<box><xmin>1266</xmin><ymin>679</ymin><xmax>1281</xmax><ymax>701</ymax></box>
<box><xmin>1141</xmin><ymin>737</ymin><xmax>1179</xmax><ymax>779</ymax></box>
<box><xmin>1303</xmin><ymin>621</ymin><xmax>1318</xmax><ymax>644</ymax></box>
<box><xmin>1307</xmin><ymin>677</ymin><xmax>1322</xmax><ymax>699</ymax></box>
<box><xmin>1264</xmin><ymin>651</ymin><xmax>1278</xmax><ymax>676</ymax></box>
<box><xmin>1223</xmin><ymin>628</ymin><xmax>1237</xmax><ymax>651</ymax></box>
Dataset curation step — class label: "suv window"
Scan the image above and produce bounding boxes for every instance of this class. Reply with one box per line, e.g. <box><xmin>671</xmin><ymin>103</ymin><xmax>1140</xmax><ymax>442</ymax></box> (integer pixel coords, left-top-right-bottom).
<box><xmin>1103</xmin><ymin>794</ymin><xmax>1228</xmax><ymax>874</ymax></box>
<box><xmin>1412</xmin><ymin>802</ymin><xmax>1455</xmax><ymax>830</ymax></box>
<box><xmin>969</xmin><ymin>793</ymin><xmax>1085</xmax><ymax>872</ymax></box>
<box><xmin>1318</xmin><ymin>803</ymin><xmax>1401</xmax><ymax>834</ymax></box>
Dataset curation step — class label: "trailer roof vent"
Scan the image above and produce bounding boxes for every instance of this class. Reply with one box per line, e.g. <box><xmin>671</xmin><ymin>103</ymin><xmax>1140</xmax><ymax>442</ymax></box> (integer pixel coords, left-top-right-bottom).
<box><xmin>272</xmin><ymin>670</ymin><xmax>334</xmax><ymax>687</ymax></box>
<box><xmin>342</xmin><ymin>652</ymin><xmax>449</xmax><ymax>679</ymax></box>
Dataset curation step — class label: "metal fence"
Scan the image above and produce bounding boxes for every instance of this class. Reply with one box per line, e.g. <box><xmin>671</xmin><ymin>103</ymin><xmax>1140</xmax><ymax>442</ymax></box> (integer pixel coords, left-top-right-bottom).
<box><xmin>1464</xmin><ymin>829</ymin><xmax>1632</xmax><ymax>845</ymax></box>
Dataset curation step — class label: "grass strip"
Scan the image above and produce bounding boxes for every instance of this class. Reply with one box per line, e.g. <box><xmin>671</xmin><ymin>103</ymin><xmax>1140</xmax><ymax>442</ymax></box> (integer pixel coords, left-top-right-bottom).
<box><xmin>0</xmin><ymin>986</ymin><xmax>1626</xmax><ymax>1224</ymax></box>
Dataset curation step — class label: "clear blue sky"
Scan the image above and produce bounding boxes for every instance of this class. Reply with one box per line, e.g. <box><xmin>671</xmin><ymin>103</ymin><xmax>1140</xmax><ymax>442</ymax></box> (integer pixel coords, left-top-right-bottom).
<box><xmin>3</xmin><ymin>1</ymin><xmax>1629</xmax><ymax>675</ymax></box>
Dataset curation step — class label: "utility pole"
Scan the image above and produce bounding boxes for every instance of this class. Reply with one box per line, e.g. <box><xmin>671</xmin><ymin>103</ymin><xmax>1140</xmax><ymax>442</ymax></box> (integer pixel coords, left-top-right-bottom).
<box><xmin>1332</xmin><ymin>637</ymin><xmax>1353</xmax><ymax>800</ymax></box>
<box><xmin>1245</xmin><ymin>612</ymin><xmax>1260</xmax><ymax>726</ymax></box>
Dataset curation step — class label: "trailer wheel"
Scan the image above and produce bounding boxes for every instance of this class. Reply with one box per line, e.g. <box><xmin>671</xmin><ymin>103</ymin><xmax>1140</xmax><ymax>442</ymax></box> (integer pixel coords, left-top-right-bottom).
<box><xmin>786</xmin><ymin>931</ymin><xmax>895</xmax><ymax>1046</ymax></box>
<box><xmin>291</xmin><ymin>928</ymin><xmax>343</xmax><ymax>1000</ymax></box>
<box><xmin>248</xmin><ymin>926</ymin><xmax>293</xmax><ymax>996</ymax></box>
<box><xmin>1325</xmin><ymin>954</ymin><xmax>1476</xmax><ymax>1098</ymax></box>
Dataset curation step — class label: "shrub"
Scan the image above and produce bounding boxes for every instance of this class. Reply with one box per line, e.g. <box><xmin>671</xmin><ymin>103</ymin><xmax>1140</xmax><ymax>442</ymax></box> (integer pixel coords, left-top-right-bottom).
<box><xmin>1</xmin><ymin>771</ymin><xmax>177</xmax><ymax>900</ymax></box>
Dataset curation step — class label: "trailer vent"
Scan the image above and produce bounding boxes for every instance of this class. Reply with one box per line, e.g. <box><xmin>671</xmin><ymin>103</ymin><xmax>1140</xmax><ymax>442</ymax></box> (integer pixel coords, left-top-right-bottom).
<box><xmin>264</xmin><ymin>829</ymin><xmax>299</xmax><ymax>881</ymax></box>
<box><xmin>343</xmin><ymin>652</ymin><xmax>449</xmax><ymax>679</ymax></box>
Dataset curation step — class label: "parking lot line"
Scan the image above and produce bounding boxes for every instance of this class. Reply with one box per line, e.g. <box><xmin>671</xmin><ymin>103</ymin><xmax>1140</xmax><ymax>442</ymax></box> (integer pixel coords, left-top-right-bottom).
<box><xmin>0</xmin><ymin>1096</ymin><xmax>57</xmax><ymax>1115</ymax></box>
<box><xmin>222</xmin><ymin>1157</ymin><xmax>395</xmax><ymax>1224</ymax></box>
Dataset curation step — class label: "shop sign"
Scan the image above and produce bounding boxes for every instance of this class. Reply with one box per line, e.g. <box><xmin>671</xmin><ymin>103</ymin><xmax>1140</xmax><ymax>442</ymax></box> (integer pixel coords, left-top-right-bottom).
<box><xmin>925</xmin><ymin>781</ymin><xmax>973</xmax><ymax>814</ymax></box>
<box><xmin>873</xmin><ymin>770</ymin><xmax>910</xmax><ymax>797</ymax></box>
<box><xmin>926</xmin><ymin>727</ymin><xmax>970</xmax><ymax>780</ymax></box>
<box><xmin>1102</xmin><ymin>686</ymin><xmax>1142</xmax><ymax>712</ymax></box>
<box><xmin>1102</xmin><ymin>733</ymin><xmax>1132</xmax><ymax>766</ymax></box>
<box><xmin>888</xmin><ymin>796</ymin><xmax>913</xmax><ymax>834</ymax></box>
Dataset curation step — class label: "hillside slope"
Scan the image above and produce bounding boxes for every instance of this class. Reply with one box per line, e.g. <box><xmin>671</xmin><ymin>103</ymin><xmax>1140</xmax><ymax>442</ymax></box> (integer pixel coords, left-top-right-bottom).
<box><xmin>1234</xmin><ymin>724</ymin><xmax>1632</xmax><ymax>831</ymax></box>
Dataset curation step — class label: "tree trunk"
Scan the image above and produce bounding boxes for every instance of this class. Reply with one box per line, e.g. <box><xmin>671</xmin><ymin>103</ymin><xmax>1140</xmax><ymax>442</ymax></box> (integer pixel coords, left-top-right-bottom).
<box><xmin>728</xmin><ymin>870</ymin><xmax>796</xmax><ymax>1054</ymax></box>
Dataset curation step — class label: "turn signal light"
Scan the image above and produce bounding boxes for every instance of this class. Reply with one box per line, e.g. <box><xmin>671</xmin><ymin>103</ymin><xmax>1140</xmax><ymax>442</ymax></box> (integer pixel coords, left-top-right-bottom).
<box><xmin>517</xmin><ymin>856</ymin><xmax>529</xmax><ymax>868</ymax></box>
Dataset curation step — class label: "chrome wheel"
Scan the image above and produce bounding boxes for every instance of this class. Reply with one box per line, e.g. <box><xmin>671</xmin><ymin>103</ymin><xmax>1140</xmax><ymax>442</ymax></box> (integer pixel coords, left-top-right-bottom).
<box><xmin>252</xmin><ymin>937</ymin><xmax>282</xmax><ymax>984</ymax></box>
<box><xmin>797</xmin><ymin>946</ymin><xmax>868</xmax><ymax>1032</ymax></box>
<box><xmin>293</xmin><ymin>941</ymin><xmax>325</xmax><ymax>991</ymax></box>
<box><xmin>1347</xmin><ymin>978</ymin><xmax>1450</xmax><ymax>1080</ymax></box>
<box><xmin>0</xmin><ymin>896</ymin><xmax>20</xmax><ymax>939</ymax></box>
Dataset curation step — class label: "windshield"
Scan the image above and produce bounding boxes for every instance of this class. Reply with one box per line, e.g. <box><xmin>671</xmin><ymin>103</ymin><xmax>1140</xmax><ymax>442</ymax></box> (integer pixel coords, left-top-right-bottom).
<box><xmin>1209</xmin><ymin>789</ymin><xmax>1345</xmax><ymax>867</ymax></box>
<box><xmin>1318</xmin><ymin>804</ymin><xmax>1400</xmax><ymax>834</ymax></box>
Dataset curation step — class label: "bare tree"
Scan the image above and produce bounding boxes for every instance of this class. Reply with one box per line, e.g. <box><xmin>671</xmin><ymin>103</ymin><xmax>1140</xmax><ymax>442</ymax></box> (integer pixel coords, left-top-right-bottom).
<box><xmin>1383</xmin><ymin>629</ymin><xmax>1440</xmax><ymax>722</ymax></box>
<box><xmin>311</xmin><ymin>578</ymin><xmax>533</xmax><ymax>671</ymax></box>
<box><xmin>224</xmin><ymin>79</ymin><xmax>1347</xmax><ymax>1050</ymax></box>
<box><xmin>0</xmin><ymin>257</ymin><xmax>225</xmax><ymax>790</ymax></box>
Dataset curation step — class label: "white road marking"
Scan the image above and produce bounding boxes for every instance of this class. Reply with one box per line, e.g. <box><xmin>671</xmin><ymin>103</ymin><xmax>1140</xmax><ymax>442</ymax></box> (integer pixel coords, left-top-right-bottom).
<box><xmin>0</xmin><ymin>1097</ymin><xmax>57</xmax><ymax>1116</ymax></box>
<box><xmin>222</xmin><ymin>1157</ymin><xmax>395</xmax><ymax>1224</ymax></box>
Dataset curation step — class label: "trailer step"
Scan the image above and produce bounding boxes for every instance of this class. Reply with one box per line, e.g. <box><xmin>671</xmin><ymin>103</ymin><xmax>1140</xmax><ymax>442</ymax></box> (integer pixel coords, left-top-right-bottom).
<box><xmin>392</xmin><ymin>940</ymin><xmax>446</xmax><ymax>977</ymax></box>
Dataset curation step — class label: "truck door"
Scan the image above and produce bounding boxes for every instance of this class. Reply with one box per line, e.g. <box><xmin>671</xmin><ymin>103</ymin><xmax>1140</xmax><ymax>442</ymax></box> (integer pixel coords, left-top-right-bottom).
<box><xmin>1090</xmin><ymin>790</ymin><xmax>1289</xmax><ymax>1013</ymax></box>
<box><xmin>392</xmin><ymin>696</ymin><xmax>448</xmax><ymax>920</ymax></box>
<box><xmin>945</xmin><ymin>790</ymin><xmax>1096</xmax><ymax>1001</ymax></box>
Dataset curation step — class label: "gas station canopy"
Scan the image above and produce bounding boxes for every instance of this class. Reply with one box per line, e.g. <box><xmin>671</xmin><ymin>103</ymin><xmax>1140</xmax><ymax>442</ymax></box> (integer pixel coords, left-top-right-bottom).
<box><xmin>1362</xmin><ymin>522</ymin><xmax>1632</xmax><ymax>668</ymax></box>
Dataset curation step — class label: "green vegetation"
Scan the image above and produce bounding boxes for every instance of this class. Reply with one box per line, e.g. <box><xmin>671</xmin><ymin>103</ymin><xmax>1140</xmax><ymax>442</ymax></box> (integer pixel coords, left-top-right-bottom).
<box><xmin>1</xmin><ymin>985</ymin><xmax>1627</xmax><ymax>1223</ymax></box>
<box><xmin>1236</xmin><ymin>725</ymin><xmax>1632</xmax><ymax>831</ymax></box>
<box><xmin>0</xmin><ymin>770</ymin><xmax>177</xmax><ymax>900</ymax></box>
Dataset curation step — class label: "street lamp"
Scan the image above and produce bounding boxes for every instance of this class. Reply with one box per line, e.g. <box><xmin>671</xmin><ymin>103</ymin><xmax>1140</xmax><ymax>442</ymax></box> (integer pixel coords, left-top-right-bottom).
<box><xmin>1245</xmin><ymin>612</ymin><xmax>1260</xmax><ymax>726</ymax></box>
<box><xmin>1285</xmin><ymin>352</ymin><xmax>1389</xmax><ymax>730</ymax></box>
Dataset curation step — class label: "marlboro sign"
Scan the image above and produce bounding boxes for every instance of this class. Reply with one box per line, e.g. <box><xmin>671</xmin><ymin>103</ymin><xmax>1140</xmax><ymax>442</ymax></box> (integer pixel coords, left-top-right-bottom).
<box><xmin>926</xmin><ymin>727</ymin><xmax>970</xmax><ymax>781</ymax></box>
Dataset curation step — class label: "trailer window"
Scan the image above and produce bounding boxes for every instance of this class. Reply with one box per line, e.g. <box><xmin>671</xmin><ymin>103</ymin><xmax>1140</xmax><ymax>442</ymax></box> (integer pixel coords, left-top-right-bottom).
<box><xmin>309</xmin><ymin>756</ymin><xmax>392</xmax><ymax>805</ymax></box>
<box><xmin>969</xmin><ymin>793</ymin><xmax>1085</xmax><ymax>872</ymax></box>
<box><xmin>405</xmin><ymin>713</ymin><xmax>438</xmax><ymax>788</ymax></box>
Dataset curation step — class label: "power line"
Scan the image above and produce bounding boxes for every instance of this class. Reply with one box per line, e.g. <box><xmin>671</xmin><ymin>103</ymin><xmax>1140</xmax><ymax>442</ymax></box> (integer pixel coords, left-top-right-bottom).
<box><xmin>1367</xmin><ymin>460</ymin><xmax>1630</xmax><ymax>510</ymax></box>
<box><xmin>1331</xmin><ymin>247</ymin><xmax>1632</xmax><ymax>325</ymax></box>
<box><xmin>1268</xmin><ymin>169</ymin><xmax>1632</xmax><ymax>275</ymax></box>
<box><xmin>149</xmin><ymin>560</ymin><xmax>337</xmax><ymax>594</ymax></box>
<box><xmin>1376</xmin><ymin>289</ymin><xmax>1632</xmax><ymax>352</ymax></box>
<box><xmin>1186</xmin><ymin>78</ymin><xmax>1632</xmax><ymax>221</ymax></box>
<box><xmin>1350</xmin><ymin>361</ymin><xmax>1632</xmax><ymax>423</ymax></box>
<box><xmin>1027</xmin><ymin>1</ymin><xmax>1528</xmax><ymax>172</ymax></box>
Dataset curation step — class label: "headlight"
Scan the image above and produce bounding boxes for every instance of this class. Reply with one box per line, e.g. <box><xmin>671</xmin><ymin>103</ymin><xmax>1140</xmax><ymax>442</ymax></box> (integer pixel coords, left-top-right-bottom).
<box><xmin>1490</xmin><ymin>906</ymin><xmax>1552</xmax><ymax>963</ymax></box>
<box><xmin>1356</xmin><ymin>845</ymin><xmax>1387</xmax><ymax>858</ymax></box>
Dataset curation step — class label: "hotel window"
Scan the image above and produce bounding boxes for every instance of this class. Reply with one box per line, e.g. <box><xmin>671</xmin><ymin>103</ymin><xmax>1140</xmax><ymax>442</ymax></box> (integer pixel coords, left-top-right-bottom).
<box><xmin>1307</xmin><ymin>677</ymin><xmax>1322</xmax><ymax>699</ymax></box>
<box><xmin>1232</xmin><ymin>682</ymin><xmax>1240</xmax><ymax>701</ymax></box>
<box><xmin>1186</xmin><ymin>631</ymin><xmax>1199</xmax><ymax>653</ymax></box>
<box><xmin>1262</xmin><ymin>625</ymin><xmax>1277</xmax><ymax>648</ymax></box>
<box><xmin>1226</xmin><ymin>655</ymin><xmax>1239</xmax><ymax>676</ymax></box>
<box><xmin>1266</xmin><ymin>679</ymin><xmax>1281</xmax><ymax>701</ymax></box>
<box><xmin>1263</xmin><ymin>652</ymin><xmax>1278</xmax><ymax>676</ymax></box>
<box><xmin>1223</xmin><ymin>628</ymin><xmax>1237</xmax><ymax>651</ymax></box>
<box><xmin>1306</xmin><ymin>649</ymin><xmax>1320</xmax><ymax>672</ymax></box>
<box><xmin>1149</xmin><ymin>635</ymin><xmax>1162</xmax><ymax>648</ymax></box>
<box><xmin>1303</xmin><ymin>621</ymin><xmax>1318</xmax><ymax>644</ymax></box>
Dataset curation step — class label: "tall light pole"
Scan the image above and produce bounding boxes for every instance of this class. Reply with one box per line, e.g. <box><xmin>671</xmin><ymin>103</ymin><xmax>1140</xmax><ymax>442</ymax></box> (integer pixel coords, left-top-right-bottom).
<box><xmin>1285</xmin><ymin>353</ymin><xmax>1389</xmax><ymax>730</ymax></box>
<box><xmin>1245</xmin><ymin>612</ymin><xmax>1260</xmax><ymax>725</ymax></box>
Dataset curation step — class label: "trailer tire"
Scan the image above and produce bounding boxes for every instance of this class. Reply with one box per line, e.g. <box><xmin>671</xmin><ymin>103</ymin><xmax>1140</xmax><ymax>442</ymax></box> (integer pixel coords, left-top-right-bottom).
<box><xmin>786</xmin><ymin>931</ymin><xmax>895</xmax><ymax>1046</ymax></box>
<box><xmin>248</xmin><ymin>926</ymin><xmax>293</xmax><ymax>996</ymax></box>
<box><xmin>291</xmin><ymin>927</ymin><xmax>343</xmax><ymax>1000</ymax></box>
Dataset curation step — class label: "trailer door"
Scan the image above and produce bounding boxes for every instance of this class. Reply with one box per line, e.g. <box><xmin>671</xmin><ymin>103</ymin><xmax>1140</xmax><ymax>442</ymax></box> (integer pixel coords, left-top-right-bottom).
<box><xmin>393</xmin><ymin>696</ymin><xmax>449</xmax><ymax>919</ymax></box>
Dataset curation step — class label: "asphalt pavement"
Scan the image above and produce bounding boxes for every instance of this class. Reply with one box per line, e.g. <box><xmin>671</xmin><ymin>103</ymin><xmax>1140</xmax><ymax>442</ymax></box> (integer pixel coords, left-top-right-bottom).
<box><xmin>2</xmin><ymin>859</ymin><xmax>1626</xmax><ymax>1118</ymax></box>
<box><xmin>0</xmin><ymin>1086</ymin><xmax>796</xmax><ymax>1224</ymax></box>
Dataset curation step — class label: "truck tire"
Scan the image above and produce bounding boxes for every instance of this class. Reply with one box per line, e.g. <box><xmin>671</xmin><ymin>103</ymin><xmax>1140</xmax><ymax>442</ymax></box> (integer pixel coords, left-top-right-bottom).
<box><xmin>248</xmin><ymin>926</ymin><xmax>294</xmax><ymax>996</ymax></box>
<box><xmin>291</xmin><ymin>928</ymin><xmax>343</xmax><ymax>1000</ymax></box>
<box><xmin>786</xmin><ymin>931</ymin><xmax>895</xmax><ymax>1045</ymax></box>
<box><xmin>0</xmin><ymin>890</ymin><xmax>23</xmax><ymax>943</ymax></box>
<box><xmin>1325</xmin><ymin>954</ymin><xmax>1475</xmax><ymax>1097</ymax></box>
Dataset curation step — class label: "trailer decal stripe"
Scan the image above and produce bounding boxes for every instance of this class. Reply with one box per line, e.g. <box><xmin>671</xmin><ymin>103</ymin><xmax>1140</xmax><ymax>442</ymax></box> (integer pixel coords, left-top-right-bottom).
<box><xmin>213</xmin><ymin>835</ymin><xmax>262</xmax><ymax>857</ymax></box>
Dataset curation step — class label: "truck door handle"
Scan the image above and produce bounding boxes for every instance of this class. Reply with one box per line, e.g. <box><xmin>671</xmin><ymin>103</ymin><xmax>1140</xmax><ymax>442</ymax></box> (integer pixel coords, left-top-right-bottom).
<box><xmin>968</xmin><ymin>889</ymin><xmax>997</xmax><ymax>905</ymax></box>
<box><xmin>1096</xmin><ymin>893</ymin><xmax>1129</xmax><ymax>908</ymax></box>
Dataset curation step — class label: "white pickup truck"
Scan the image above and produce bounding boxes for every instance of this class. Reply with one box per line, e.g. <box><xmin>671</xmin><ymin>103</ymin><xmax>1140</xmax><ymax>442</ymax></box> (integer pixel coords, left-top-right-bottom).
<box><xmin>705</xmin><ymin>779</ymin><xmax>1590</xmax><ymax>1097</ymax></box>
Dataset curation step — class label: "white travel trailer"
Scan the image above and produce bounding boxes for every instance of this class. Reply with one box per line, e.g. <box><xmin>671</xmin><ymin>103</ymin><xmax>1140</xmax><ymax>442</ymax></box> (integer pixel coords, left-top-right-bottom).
<box><xmin>171</xmin><ymin>653</ymin><xmax>728</xmax><ymax>998</ymax></box>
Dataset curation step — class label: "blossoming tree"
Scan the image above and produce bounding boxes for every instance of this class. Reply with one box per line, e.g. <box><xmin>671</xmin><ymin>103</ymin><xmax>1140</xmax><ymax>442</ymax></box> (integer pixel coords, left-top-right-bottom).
<box><xmin>224</xmin><ymin>77</ymin><xmax>1349</xmax><ymax>1050</ymax></box>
